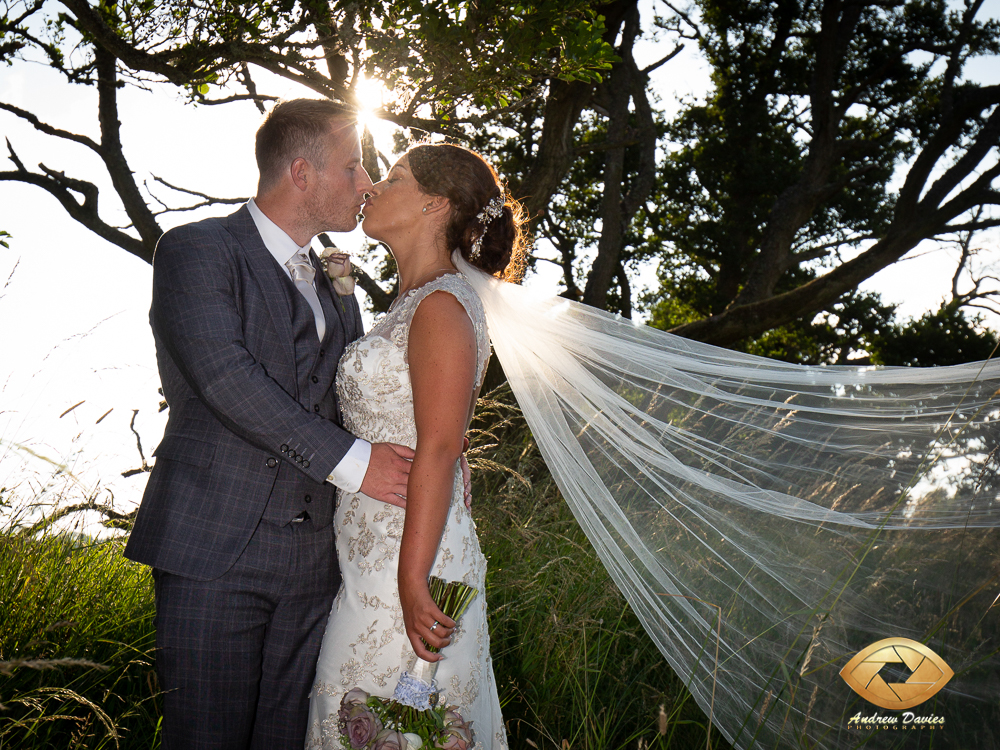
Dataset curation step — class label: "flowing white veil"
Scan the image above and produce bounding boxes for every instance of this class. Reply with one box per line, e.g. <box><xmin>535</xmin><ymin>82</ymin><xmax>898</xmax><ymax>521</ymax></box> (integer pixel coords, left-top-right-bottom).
<box><xmin>454</xmin><ymin>252</ymin><xmax>1000</xmax><ymax>749</ymax></box>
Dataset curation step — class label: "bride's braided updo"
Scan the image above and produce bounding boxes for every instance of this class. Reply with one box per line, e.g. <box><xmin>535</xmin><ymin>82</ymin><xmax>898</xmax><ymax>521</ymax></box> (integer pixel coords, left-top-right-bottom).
<box><xmin>406</xmin><ymin>144</ymin><xmax>528</xmax><ymax>281</ymax></box>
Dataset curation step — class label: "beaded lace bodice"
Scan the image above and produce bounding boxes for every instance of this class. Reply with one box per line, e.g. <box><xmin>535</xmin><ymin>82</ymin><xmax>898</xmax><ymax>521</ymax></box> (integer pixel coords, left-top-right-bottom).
<box><xmin>335</xmin><ymin>273</ymin><xmax>490</xmax><ymax>448</ymax></box>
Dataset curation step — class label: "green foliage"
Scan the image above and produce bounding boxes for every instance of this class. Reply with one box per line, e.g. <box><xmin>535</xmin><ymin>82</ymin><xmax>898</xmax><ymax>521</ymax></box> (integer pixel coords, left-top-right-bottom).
<box><xmin>362</xmin><ymin>0</ymin><xmax>615</xmax><ymax>116</ymax></box>
<box><xmin>736</xmin><ymin>291</ymin><xmax>899</xmax><ymax>365</ymax></box>
<box><xmin>653</xmin><ymin>291</ymin><xmax>1000</xmax><ymax>368</ymax></box>
<box><xmin>870</xmin><ymin>303</ymin><xmax>1000</xmax><ymax>367</ymax></box>
<box><xmin>0</xmin><ymin>529</ymin><xmax>159</xmax><ymax>748</ymax></box>
<box><xmin>6</xmin><ymin>0</ymin><xmax>616</xmax><ymax>117</ymax></box>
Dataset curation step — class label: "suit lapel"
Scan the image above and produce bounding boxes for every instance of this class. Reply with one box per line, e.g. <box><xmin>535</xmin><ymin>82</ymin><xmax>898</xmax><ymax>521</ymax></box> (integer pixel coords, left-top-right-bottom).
<box><xmin>222</xmin><ymin>206</ymin><xmax>297</xmax><ymax>370</ymax></box>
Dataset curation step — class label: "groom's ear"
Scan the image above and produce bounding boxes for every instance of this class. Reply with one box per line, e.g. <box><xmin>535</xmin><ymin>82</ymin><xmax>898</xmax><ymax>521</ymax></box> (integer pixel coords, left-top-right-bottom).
<box><xmin>290</xmin><ymin>157</ymin><xmax>311</xmax><ymax>192</ymax></box>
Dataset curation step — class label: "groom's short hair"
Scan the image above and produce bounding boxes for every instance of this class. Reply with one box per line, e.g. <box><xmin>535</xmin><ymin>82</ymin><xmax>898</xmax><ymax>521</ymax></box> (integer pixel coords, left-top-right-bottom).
<box><xmin>255</xmin><ymin>98</ymin><xmax>357</xmax><ymax>193</ymax></box>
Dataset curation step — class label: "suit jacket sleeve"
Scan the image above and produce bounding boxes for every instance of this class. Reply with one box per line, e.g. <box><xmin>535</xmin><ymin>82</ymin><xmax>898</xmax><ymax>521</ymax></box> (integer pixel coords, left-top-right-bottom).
<box><xmin>151</xmin><ymin>221</ymin><xmax>355</xmax><ymax>483</ymax></box>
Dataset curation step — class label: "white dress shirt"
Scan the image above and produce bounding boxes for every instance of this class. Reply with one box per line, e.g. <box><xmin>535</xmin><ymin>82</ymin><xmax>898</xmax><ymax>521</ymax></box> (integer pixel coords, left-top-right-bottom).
<box><xmin>247</xmin><ymin>199</ymin><xmax>371</xmax><ymax>493</ymax></box>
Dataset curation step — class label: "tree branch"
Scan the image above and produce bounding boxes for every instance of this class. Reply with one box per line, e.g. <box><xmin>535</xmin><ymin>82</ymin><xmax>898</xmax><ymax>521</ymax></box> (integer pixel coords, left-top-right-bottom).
<box><xmin>147</xmin><ymin>176</ymin><xmax>248</xmax><ymax>215</ymax></box>
<box><xmin>938</xmin><ymin>218</ymin><xmax>1000</xmax><ymax>234</ymax></box>
<box><xmin>921</xmin><ymin>109</ymin><xmax>1000</xmax><ymax>215</ymax></box>
<box><xmin>658</xmin><ymin>1</ymin><xmax>704</xmax><ymax>40</ymax></box>
<box><xmin>199</xmin><ymin>92</ymin><xmax>278</xmax><ymax>107</ymax></box>
<box><xmin>0</xmin><ymin>102</ymin><xmax>100</xmax><ymax>152</ymax></box>
<box><xmin>2</xmin><ymin>140</ymin><xmax>149</xmax><ymax>261</ymax></box>
<box><xmin>353</xmin><ymin>266</ymin><xmax>394</xmax><ymax>313</ymax></box>
<box><xmin>641</xmin><ymin>43</ymin><xmax>684</xmax><ymax>75</ymax></box>
<box><xmin>95</xmin><ymin>48</ymin><xmax>161</xmax><ymax>250</ymax></box>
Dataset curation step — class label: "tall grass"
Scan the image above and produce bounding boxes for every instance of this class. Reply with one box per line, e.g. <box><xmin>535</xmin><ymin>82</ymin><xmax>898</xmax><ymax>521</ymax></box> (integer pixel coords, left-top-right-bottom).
<box><xmin>469</xmin><ymin>391</ymin><xmax>728</xmax><ymax>750</ymax></box>
<box><xmin>5</xmin><ymin>389</ymin><xmax>997</xmax><ymax>749</ymax></box>
<box><xmin>0</xmin><ymin>503</ymin><xmax>159</xmax><ymax>748</ymax></box>
<box><xmin>1</xmin><ymin>391</ymin><xmax>723</xmax><ymax>749</ymax></box>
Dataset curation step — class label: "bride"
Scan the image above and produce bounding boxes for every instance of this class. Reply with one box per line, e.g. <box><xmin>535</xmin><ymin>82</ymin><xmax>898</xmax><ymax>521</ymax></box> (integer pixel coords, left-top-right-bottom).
<box><xmin>308</xmin><ymin>141</ymin><xmax>1000</xmax><ymax>750</ymax></box>
<box><xmin>306</xmin><ymin>144</ymin><xmax>521</xmax><ymax>749</ymax></box>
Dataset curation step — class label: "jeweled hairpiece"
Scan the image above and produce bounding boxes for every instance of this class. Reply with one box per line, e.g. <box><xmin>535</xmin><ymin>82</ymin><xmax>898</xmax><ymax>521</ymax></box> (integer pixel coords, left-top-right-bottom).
<box><xmin>471</xmin><ymin>192</ymin><xmax>505</xmax><ymax>259</ymax></box>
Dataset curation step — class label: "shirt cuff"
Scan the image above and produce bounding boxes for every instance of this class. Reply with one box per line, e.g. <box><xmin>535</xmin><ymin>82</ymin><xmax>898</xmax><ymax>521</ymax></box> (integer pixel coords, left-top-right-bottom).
<box><xmin>326</xmin><ymin>439</ymin><xmax>371</xmax><ymax>494</ymax></box>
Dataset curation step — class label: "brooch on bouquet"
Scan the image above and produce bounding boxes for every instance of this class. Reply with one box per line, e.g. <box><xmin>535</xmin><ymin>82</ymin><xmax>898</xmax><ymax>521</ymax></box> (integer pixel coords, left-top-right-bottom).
<box><xmin>337</xmin><ymin>577</ymin><xmax>478</xmax><ymax>750</ymax></box>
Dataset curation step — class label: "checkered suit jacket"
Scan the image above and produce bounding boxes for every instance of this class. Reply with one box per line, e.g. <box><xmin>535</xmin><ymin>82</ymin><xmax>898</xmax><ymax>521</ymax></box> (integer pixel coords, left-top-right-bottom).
<box><xmin>125</xmin><ymin>205</ymin><xmax>364</xmax><ymax>580</ymax></box>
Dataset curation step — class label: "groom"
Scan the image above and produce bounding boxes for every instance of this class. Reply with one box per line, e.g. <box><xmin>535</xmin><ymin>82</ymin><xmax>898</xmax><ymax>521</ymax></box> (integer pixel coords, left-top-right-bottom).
<box><xmin>125</xmin><ymin>99</ymin><xmax>413</xmax><ymax>749</ymax></box>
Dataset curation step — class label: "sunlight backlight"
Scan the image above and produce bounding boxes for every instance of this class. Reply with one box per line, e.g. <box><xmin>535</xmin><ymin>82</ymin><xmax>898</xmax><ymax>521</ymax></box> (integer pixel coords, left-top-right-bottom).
<box><xmin>355</xmin><ymin>75</ymin><xmax>393</xmax><ymax>128</ymax></box>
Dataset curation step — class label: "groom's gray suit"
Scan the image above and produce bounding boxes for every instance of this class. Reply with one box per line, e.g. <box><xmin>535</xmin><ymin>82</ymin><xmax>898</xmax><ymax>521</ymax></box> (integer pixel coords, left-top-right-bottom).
<box><xmin>125</xmin><ymin>204</ymin><xmax>364</xmax><ymax>748</ymax></box>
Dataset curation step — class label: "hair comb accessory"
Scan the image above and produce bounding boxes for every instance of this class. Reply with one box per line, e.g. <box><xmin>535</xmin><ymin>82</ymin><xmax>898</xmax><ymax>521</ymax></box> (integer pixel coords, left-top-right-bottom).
<box><xmin>470</xmin><ymin>192</ymin><xmax>505</xmax><ymax>259</ymax></box>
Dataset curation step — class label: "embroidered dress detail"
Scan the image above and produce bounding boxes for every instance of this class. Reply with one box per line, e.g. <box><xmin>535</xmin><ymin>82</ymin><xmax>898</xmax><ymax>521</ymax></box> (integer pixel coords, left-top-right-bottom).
<box><xmin>306</xmin><ymin>273</ymin><xmax>506</xmax><ymax>749</ymax></box>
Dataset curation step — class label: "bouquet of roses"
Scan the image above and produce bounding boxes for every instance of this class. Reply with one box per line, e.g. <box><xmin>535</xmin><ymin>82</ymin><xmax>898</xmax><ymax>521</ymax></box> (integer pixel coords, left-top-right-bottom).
<box><xmin>338</xmin><ymin>577</ymin><xmax>479</xmax><ymax>750</ymax></box>
<box><xmin>337</xmin><ymin>689</ymin><xmax>472</xmax><ymax>750</ymax></box>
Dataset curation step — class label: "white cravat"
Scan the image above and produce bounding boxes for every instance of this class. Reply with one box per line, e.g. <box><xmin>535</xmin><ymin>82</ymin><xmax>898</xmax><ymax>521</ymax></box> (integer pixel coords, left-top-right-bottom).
<box><xmin>286</xmin><ymin>252</ymin><xmax>326</xmax><ymax>342</ymax></box>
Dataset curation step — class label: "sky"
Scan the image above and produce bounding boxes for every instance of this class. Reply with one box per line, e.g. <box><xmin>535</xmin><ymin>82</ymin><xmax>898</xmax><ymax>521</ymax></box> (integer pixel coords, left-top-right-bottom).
<box><xmin>1</xmin><ymin>2</ymin><xmax>998</xmax><ymax>528</ymax></box>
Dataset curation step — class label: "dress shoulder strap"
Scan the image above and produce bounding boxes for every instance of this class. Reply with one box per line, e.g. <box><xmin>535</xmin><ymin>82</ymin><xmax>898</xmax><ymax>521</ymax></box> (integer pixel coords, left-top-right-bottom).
<box><xmin>400</xmin><ymin>273</ymin><xmax>491</xmax><ymax>385</ymax></box>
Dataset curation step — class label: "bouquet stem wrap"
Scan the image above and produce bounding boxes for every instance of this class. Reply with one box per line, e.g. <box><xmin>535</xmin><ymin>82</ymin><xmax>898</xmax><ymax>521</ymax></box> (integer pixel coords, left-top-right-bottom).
<box><xmin>392</xmin><ymin>577</ymin><xmax>478</xmax><ymax>711</ymax></box>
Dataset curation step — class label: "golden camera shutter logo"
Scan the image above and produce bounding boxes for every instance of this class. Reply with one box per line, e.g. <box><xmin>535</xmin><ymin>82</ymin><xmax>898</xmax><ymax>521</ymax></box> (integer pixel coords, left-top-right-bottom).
<box><xmin>840</xmin><ymin>638</ymin><xmax>954</xmax><ymax>710</ymax></box>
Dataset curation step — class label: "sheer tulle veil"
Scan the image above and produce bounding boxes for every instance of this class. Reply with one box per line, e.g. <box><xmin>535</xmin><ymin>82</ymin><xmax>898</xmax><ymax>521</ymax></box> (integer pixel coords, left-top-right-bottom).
<box><xmin>453</xmin><ymin>251</ymin><xmax>1000</xmax><ymax>749</ymax></box>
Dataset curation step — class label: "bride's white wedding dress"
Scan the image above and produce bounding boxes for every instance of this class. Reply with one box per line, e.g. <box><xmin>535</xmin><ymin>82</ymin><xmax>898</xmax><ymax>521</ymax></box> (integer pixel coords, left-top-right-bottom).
<box><xmin>306</xmin><ymin>273</ymin><xmax>508</xmax><ymax>750</ymax></box>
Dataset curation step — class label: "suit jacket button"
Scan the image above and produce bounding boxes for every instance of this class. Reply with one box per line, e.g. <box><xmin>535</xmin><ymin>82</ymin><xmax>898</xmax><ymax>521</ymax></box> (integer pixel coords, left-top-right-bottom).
<box><xmin>313</xmin><ymin>404</ymin><xmax>320</xmax><ymax>413</ymax></box>
<box><xmin>280</xmin><ymin>444</ymin><xmax>289</xmax><ymax>453</ymax></box>
<box><xmin>288</xmin><ymin>450</ymin><xmax>297</xmax><ymax>459</ymax></box>
<box><xmin>302</xmin><ymin>460</ymin><xmax>310</xmax><ymax>468</ymax></box>
<box><xmin>296</xmin><ymin>456</ymin><xmax>304</xmax><ymax>463</ymax></box>
<box><xmin>266</xmin><ymin>457</ymin><xmax>277</xmax><ymax>468</ymax></box>
<box><xmin>319</xmin><ymin>349</ymin><xmax>325</xmax><ymax>357</ymax></box>
<box><xmin>311</xmin><ymin>375</ymin><xmax>319</xmax><ymax>384</ymax></box>
<box><xmin>304</xmin><ymin>494</ymin><xmax>312</xmax><ymax>503</ymax></box>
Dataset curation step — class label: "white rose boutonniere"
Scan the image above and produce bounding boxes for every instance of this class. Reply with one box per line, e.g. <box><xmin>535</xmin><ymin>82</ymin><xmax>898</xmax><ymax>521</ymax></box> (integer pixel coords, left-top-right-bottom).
<box><xmin>321</xmin><ymin>247</ymin><xmax>356</xmax><ymax>296</ymax></box>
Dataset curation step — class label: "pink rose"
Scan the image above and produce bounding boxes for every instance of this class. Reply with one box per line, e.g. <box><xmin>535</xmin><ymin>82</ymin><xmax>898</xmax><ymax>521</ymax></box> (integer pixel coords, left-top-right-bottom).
<box><xmin>441</xmin><ymin>708</ymin><xmax>473</xmax><ymax>750</ymax></box>
<box><xmin>322</xmin><ymin>249</ymin><xmax>356</xmax><ymax>295</ymax></box>
<box><xmin>372</xmin><ymin>728</ymin><xmax>408</xmax><ymax>750</ymax></box>
<box><xmin>343</xmin><ymin>704</ymin><xmax>382</xmax><ymax>748</ymax></box>
<box><xmin>339</xmin><ymin>688</ymin><xmax>368</xmax><ymax>724</ymax></box>
<box><xmin>339</xmin><ymin>689</ymin><xmax>379</xmax><ymax>747</ymax></box>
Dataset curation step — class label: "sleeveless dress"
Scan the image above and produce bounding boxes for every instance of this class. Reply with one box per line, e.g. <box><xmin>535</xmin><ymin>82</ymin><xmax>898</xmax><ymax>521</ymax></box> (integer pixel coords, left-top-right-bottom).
<box><xmin>305</xmin><ymin>274</ymin><xmax>508</xmax><ymax>750</ymax></box>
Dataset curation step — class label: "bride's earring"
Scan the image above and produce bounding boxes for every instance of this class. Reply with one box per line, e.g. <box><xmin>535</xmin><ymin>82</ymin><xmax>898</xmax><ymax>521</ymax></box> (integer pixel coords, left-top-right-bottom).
<box><xmin>422</xmin><ymin>207</ymin><xmax>427</xmax><ymax>213</ymax></box>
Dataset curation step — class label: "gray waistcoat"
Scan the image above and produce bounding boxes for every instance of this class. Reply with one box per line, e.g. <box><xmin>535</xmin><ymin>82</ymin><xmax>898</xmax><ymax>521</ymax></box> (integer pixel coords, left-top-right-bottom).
<box><xmin>262</xmin><ymin>266</ymin><xmax>344</xmax><ymax>526</ymax></box>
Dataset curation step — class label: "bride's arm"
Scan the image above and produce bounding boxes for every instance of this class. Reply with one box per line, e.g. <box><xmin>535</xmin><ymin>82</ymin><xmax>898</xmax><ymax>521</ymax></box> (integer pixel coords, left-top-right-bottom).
<box><xmin>399</xmin><ymin>290</ymin><xmax>479</xmax><ymax>662</ymax></box>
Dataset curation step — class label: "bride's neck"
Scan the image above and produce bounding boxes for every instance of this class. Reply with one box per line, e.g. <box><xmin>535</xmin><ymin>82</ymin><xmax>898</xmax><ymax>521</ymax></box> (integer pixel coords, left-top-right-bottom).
<box><xmin>394</xmin><ymin>241</ymin><xmax>456</xmax><ymax>294</ymax></box>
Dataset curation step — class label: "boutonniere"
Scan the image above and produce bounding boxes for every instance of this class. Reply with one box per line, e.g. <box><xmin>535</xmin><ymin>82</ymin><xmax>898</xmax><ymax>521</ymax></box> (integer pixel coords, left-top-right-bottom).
<box><xmin>320</xmin><ymin>246</ymin><xmax>356</xmax><ymax>296</ymax></box>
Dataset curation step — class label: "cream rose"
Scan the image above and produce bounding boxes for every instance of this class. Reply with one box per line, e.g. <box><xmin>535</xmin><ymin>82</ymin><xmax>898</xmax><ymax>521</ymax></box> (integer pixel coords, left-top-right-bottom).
<box><xmin>321</xmin><ymin>248</ymin><xmax>356</xmax><ymax>295</ymax></box>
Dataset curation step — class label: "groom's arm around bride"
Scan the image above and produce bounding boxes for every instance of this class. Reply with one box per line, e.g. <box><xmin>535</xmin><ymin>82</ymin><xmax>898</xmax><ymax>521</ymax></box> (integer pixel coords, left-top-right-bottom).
<box><xmin>124</xmin><ymin>98</ymin><xmax>410</xmax><ymax>750</ymax></box>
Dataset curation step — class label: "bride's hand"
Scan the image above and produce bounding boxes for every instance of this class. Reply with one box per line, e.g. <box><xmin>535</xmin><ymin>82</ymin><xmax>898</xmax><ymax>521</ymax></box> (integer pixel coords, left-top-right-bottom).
<box><xmin>399</xmin><ymin>578</ymin><xmax>456</xmax><ymax>662</ymax></box>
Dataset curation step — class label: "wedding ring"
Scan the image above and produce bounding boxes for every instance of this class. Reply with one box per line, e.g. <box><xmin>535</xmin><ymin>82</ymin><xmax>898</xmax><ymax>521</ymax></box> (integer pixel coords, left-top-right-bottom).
<box><xmin>429</xmin><ymin>621</ymin><xmax>440</xmax><ymax>632</ymax></box>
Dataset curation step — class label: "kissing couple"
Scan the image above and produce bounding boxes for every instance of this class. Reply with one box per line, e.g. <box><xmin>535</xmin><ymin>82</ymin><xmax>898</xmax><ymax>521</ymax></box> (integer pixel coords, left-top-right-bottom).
<box><xmin>124</xmin><ymin>96</ymin><xmax>1000</xmax><ymax>750</ymax></box>
<box><xmin>125</xmin><ymin>98</ymin><xmax>514</xmax><ymax>749</ymax></box>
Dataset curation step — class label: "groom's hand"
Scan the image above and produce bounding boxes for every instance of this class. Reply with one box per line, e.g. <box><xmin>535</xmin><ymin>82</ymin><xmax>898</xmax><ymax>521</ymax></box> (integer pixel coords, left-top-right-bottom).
<box><xmin>461</xmin><ymin>435</ymin><xmax>472</xmax><ymax>510</ymax></box>
<box><xmin>461</xmin><ymin>454</ymin><xmax>472</xmax><ymax>510</ymax></box>
<box><xmin>361</xmin><ymin>442</ymin><xmax>414</xmax><ymax>508</ymax></box>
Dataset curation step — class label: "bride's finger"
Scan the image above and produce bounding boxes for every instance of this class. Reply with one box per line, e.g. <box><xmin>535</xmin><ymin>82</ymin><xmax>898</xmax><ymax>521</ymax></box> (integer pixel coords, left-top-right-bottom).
<box><xmin>423</xmin><ymin>624</ymin><xmax>453</xmax><ymax>649</ymax></box>
<box><xmin>408</xmin><ymin>632</ymin><xmax>442</xmax><ymax>662</ymax></box>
